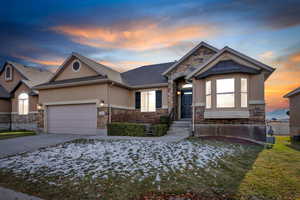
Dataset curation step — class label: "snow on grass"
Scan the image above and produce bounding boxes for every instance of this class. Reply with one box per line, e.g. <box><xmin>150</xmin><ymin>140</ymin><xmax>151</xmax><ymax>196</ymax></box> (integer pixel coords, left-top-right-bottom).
<box><xmin>0</xmin><ymin>139</ymin><xmax>242</xmax><ymax>183</ymax></box>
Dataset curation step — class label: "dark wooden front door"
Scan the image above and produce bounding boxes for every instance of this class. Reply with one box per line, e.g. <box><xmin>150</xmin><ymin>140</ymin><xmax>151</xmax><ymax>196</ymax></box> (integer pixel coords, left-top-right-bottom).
<box><xmin>181</xmin><ymin>90</ymin><xmax>192</xmax><ymax>118</ymax></box>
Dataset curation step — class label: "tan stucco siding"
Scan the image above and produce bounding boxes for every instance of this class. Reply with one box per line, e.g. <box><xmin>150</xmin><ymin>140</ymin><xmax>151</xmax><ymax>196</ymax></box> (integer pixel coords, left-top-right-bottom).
<box><xmin>54</xmin><ymin>57</ymin><xmax>98</xmax><ymax>81</ymax></box>
<box><xmin>38</xmin><ymin>84</ymin><xmax>108</xmax><ymax>105</ymax></box>
<box><xmin>129</xmin><ymin>87</ymin><xmax>168</xmax><ymax>108</ymax></box>
<box><xmin>109</xmin><ymin>85</ymin><xmax>131</xmax><ymax>107</ymax></box>
<box><xmin>289</xmin><ymin>94</ymin><xmax>300</xmax><ymax>136</ymax></box>
<box><xmin>0</xmin><ymin>99</ymin><xmax>11</xmax><ymax>112</ymax></box>
<box><xmin>0</xmin><ymin>64</ymin><xmax>24</xmax><ymax>92</ymax></box>
<box><xmin>11</xmin><ymin>83</ymin><xmax>37</xmax><ymax>112</ymax></box>
<box><xmin>193</xmin><ymin>73</ymin><xmax>264</xmax><ymax>110</ymax></box>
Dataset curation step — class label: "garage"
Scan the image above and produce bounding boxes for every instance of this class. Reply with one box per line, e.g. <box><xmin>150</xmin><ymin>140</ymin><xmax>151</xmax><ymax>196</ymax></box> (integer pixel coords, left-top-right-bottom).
<box><xmin>47</xmin><ymin>104</ymin><xmax>97</xmax><ymax>135</ymax></box>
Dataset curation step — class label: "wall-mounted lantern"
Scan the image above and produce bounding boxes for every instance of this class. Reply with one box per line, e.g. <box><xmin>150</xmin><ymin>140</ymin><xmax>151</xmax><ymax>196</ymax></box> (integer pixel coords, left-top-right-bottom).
<box><xmin>100</xmin><ymin>100</ymin><xmax>105</xmax><ymax>107</ymax></box>
<box><xmin>177</xmin><ymin>91</ymin><xmax>181</xmax><ymax>95</ymax></box>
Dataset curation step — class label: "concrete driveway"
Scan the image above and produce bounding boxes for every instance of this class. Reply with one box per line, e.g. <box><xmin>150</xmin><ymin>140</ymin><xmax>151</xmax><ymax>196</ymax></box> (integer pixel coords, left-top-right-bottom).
<box><xmin>0</xmin><ymin>134</ymin><xmax>87</xmax><ymax>158</ymax></box>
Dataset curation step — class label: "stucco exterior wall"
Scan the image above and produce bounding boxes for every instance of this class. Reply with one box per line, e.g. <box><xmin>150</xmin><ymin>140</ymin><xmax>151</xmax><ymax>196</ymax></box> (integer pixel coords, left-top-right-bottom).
<box><xmin>54</xmin><ymin>57</ymin><xmax>98</xmax><ymax>81</ymax></box>
<box><xmin>0</xmin><ymin>64</ymin><xmax>24</xmax><ymax>92</ymax></box>
<box><xmin>289</xmin><ymin>93</ymin><xmax>300</xmax><ymax>136</ymax></box>
<box><xmin>38</xmin><ymin>84</ymin><xmax>108</xmax><ymax>104</ymax></box>
<box><xmin>109</xmin><ymin>84</ymin><xmax>131</xmax><ymax>107</ymax></box>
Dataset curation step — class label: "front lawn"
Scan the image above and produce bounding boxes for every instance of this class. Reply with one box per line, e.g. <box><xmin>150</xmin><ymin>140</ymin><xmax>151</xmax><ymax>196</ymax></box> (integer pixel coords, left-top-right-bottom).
<box><xmin>0</xmin><ymin>131</ymin><xmax>36</xmax><ymax>140</ymax></box>
<box><xmin>0</xmin><ymin>137</ymin><xmax>299</xmax><ymax>200</ymax></box>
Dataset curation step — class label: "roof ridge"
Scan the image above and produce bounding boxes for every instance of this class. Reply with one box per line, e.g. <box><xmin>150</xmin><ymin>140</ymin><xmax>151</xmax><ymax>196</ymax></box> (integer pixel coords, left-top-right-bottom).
<box><xmin>122</xmin><ymin>61</ymin><xmax>176</xmax><ymax>74</ymax></box>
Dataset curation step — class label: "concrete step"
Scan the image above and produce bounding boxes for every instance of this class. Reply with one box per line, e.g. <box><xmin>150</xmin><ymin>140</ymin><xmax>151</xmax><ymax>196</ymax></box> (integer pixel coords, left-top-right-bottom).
<box><xmin>170</xmin><ymin>124</ymin><xmax>191</xmax><ymax>128</ymax></box>
<box><xmin>173</xmin><ymin>120</ymin><xmax>191</xmax><ymax>124</ymax></box>
<box><xmin>179</xmin><ymin>118</ymin><xmax>192</xmax><ymax>121</ymax></box>
<box><xmin>169</xmin><ymin>127</ymin><xmax>191</xmax><ymax>131</ymax></box>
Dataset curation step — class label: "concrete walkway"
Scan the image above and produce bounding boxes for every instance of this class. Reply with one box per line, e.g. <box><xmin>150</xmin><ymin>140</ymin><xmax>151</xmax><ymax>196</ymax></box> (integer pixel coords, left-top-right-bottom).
<box><xmin>0</xmin><ymin>186</ymin><xmax>42</xmax><ymax>200</ymax></box>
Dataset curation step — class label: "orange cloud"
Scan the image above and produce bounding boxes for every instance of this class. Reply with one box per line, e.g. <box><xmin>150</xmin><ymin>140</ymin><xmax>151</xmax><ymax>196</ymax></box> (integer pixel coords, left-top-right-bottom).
<box><xmin>265</xmin><ymin>51</ymin><xmax>300</xmax><ymax>111</ymax></box>
<box><xmin>52</xmin><ymin>21</ymin><xmax>217</xmax><ymax>51</ymax></box>
<box><xmin>99</xmin><ymin>60</ymin><xmax>151</xmax><ymax>72</ymax></box>
<box><xmin>14</xmin><ymin>55</ymin><xmax>63</xmax><ymax>66</ymax></box>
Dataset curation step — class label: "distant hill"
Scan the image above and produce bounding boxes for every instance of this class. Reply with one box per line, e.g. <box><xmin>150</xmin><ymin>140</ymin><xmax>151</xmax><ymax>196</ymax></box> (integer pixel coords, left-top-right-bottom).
<box><xmin>266</xmin><ymin>109</ymin><xmax>289</xmax><ymax>120</ymax></box>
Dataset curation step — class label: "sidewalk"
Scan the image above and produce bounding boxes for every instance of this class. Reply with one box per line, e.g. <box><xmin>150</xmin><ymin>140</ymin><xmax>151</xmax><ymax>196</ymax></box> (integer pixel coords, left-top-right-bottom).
<box><xmin>0</xmin><ymin>187</ymin><xmax>42</xmax><ymax>200</ymax></box>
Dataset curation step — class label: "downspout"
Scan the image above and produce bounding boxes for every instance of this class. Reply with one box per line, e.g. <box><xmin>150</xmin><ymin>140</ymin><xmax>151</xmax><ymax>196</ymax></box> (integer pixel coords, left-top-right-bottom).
<box><xmin>192</xmin><ymin>85</ymin><xmax>195</xmax><ymax>136</ymax></box>
<box><xmin>107</xmin><ymin>82</ymin><xmax>113</xmax><ymax>124</ymax></box>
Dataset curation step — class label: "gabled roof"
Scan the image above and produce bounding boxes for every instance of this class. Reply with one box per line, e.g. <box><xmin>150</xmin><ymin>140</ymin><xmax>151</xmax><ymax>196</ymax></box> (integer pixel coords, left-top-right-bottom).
<box><xmin>1</xmin><ymin>61</ymin><xmax>53</xmax><ymax>88</ymax></box>
<box><xmin>186</xmin><ymin>46</ymin><xmax>275</xmax><ymax>80</ymax></box>
<box><xmin>122</xmin><ymin>62</ymin><xmax>174</xmax><ymax>87</ymax></box>
<box><xmin>162</xmin><ymin>41</ymin><xmax>219</xmax><ymax>76</ymax></box>
<box><xmin>0</xmin><ymin>84</ymin><xmax>10</xmax><ymax>99</ymax></box>
<box><xmin>284</xmin><ymin>86</ymin><xmax>300</xmax><ymax>98</ymax></box>
<box><xmin>50</xmin><ymin>52</ymin><xmax>124</xmax><ymax>84</ymax></box>
<box><xmin>196</xmin><ymin>59</ymin><xmax>260</xmax><ymax>79</ymax></box>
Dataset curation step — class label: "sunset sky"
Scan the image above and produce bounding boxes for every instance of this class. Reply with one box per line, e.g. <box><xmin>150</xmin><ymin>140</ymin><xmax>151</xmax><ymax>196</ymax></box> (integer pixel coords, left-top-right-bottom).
<box><xmin>0</xmin><ymin>0</ymin><xmax>299</xmax><ymax>111</ymax></box>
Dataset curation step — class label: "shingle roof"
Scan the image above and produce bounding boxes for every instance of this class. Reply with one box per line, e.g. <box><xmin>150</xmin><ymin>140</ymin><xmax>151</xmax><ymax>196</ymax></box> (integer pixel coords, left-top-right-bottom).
<box><xmin>196</xmin><ymin>60</ymin><xmax>260</xmax><ymax>79</ymax></box>
<box><xmin>2</xmin><ymin>61</ymin><xmax>53</xmax><ymax>88</ymax></box>
<box><xmin>284</xmin><ymin>86</ymin><xmax>300</xmax><ymax>98</ymax></box>
<box><xmin>121</xmin><ymin>62</ymin><xmax>175</xmax><ymax>86</ymax></box>
<box><xmin>0</xmin><ymin>84</ymin><xmax>10</xmax><ymax>99</ymax></box>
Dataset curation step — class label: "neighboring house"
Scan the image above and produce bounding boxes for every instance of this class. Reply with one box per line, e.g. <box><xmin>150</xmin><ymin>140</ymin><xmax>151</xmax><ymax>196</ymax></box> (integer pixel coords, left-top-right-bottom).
<box><xmin>0</xmin><ymin>61</ymin><xmax>52</xmax><ymax>131</ymax></box>
<box><xmin>1</xmin><ymin>41</ymin><xmax>275</xmax><ymax>142</ymax></box>
<box><xmin>284</xmin><ymin>87</ymin><xmax>300</xmax><ymax>138</ymax></box>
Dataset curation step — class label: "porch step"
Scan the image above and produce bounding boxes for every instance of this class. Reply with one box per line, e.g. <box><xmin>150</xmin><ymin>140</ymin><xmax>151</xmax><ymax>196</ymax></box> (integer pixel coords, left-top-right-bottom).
<box><xmin>167</xmin><ymin>119</ymin><xmax>192</xmax><ymax>136</ymax></box>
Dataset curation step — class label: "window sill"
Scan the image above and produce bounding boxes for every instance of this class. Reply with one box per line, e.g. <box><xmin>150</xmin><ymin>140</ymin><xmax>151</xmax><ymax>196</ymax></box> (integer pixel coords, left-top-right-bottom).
<box><xmin>204</xmin><ymin>110</ymin><xmax>250</xmax><ymax>119</ymax></box>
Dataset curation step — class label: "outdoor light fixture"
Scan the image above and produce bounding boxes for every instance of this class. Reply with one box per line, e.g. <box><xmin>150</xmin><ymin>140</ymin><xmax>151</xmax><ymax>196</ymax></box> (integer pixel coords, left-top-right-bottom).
<box><xmin>177</xmin><ymin>91</ymin><xmax>181</xmax><ymax>95</ymax></box>
<box><xmin>100</xmin><ymin>100</ymin><xmax>105</xmax><ymax>107</ymax></box>
<box><xmin>37</xmin><ymin>104</ymin><xmax>43</xmax><ymax>110</ymax></box>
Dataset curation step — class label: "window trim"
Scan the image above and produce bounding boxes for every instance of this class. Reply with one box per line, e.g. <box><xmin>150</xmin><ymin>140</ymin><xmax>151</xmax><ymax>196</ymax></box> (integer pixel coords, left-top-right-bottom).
<box><xmin>241</xmin><ymin>77</ymin><xmax>248</xmax><ymax>108</ymax></box>
<box><xmin>141</xmin><ymin>90</ymin><xmax>156</xmax><ymax>112</ymax></box>
<box><xmin>18</xmin><ymin>93</ymin><xmax>29</xmax><ymax>115</ymax></box>
<box><xmin>205</xmin><ymin>80</ymin><xmax>212</xmax><ymax>109</ymax></box>
<box><xmin>5</xmin><ymin>65</ymin><xmax>12</xmax><ymax>81</ymax></box>
<box><xmin>72</xmin><ymin>60</ymin><xmax>81</xmax><ymax>72</ymax></box>
<box><xmin>216</xmin><ymin>78</ymin><xmax>235</xmax><ymax>108</ymax></box>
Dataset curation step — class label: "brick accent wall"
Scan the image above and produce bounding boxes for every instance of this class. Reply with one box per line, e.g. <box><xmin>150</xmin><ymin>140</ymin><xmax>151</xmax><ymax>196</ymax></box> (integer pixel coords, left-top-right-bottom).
<box><xmin>111</xmin><ymin>107</ymin><xmax>168</xmax><ymax>124</ymax></box>
<box><xmin>193</xmin><ymin>105</ymin><xmax>266</xmax><ymax>142</ymax></box>
<box><xmin>11</xmin><ymin>113</ymin><xmax>38</xmax><ymax>131</ymax></box>
<box><xmin>0</xmin><ymin>113</ymin><xmax>11</xmax><ymax>131</ymax></box>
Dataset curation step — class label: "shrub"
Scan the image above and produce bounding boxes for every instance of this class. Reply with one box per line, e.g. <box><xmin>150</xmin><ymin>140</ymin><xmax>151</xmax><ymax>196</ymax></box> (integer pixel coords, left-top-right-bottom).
<box><xmin>151</xmin><ymin>124</ymin><xmax>168</xmax><ymax>137</ymax></box>
<box><xmin>107</xmin><ymin>122</ymin><xmax>146</xmax><ymax>136</ymax></box>
<box><xmin>159</xmin><ymin>115</ymin><xmax>170</xmax><ymax>125</ymax></box>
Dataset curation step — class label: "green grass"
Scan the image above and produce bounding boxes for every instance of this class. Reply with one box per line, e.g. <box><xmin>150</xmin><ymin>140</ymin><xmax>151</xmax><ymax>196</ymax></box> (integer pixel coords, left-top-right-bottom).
<box><xmin>0</xmin><ymin>131</ymin><xmax>36</xmax><ymax>140</ymax></box>
<box><xmin>0</xmin><ymin>136</ymin><xmax>299</xmax><ymax>200</ymax></box>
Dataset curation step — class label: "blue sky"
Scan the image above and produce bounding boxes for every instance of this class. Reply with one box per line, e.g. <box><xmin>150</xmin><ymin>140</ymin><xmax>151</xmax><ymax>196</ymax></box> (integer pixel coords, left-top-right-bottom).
<box><xmin>1</xmin><ymin>0</ymin><xmax>300</xmax><ymax>110</ymax></box>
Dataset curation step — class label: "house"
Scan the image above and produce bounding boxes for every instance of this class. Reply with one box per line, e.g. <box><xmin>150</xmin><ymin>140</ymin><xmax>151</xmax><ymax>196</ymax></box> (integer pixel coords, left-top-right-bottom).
<box><xmin>284</xmin><ymin>87</ymin><xmax>300</xmax><ymax>139</ymax></box>
<box><xmin>0</xmin><ymin>61</ymin><xmax>53</xmax><ymax>131</ymax></box>
<box><xmin>1</xmin><ymin>41</ymin><xmax>275</xmax><ymax>142</ymax></box>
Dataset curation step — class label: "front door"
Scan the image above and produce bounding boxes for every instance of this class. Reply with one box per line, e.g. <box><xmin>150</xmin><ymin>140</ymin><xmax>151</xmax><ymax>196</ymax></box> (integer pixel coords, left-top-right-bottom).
<box><xmin>181</xmin><ymin>90</ymin><xmax>192</xmax><ymax>118</ymax></box>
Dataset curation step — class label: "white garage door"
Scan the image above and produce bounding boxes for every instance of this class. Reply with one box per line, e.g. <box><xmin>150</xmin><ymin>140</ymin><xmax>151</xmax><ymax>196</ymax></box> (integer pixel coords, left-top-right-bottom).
<box><xmin>47</xmin><ymin>104</ymin><xmax>97</xmax><ymax>135</ymax></box>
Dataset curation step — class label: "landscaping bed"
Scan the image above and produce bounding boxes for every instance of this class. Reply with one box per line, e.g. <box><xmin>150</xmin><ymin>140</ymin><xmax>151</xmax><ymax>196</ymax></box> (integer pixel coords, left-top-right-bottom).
<box><xmin>0</xmin><ymin>131</ymin><xmax>36</xmax><ymax>140</ymax></box>
<box><xmin>0</xmin><ymin>137</ymin><xmax>299</xmax><ymax>200</ymax></box>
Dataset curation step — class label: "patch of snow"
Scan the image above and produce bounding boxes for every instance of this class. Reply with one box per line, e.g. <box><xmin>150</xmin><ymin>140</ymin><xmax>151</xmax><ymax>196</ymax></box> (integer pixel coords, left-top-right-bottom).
<box><xmin>0</xmin><ymin>140</ymin><xmax>240</xmax><ymax>184</ymax></box>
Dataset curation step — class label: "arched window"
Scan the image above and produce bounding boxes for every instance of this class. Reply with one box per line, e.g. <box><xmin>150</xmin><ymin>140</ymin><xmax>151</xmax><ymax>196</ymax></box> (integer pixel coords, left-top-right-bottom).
<box><xmin>18</xmin><ymin>93</ymin><xmax>29</xmax><ymax>115</ymax></box>
<box><xmin>5</xmin><ymin>66</ymin><xmax>12</xmax><ymax>80</ymax></box>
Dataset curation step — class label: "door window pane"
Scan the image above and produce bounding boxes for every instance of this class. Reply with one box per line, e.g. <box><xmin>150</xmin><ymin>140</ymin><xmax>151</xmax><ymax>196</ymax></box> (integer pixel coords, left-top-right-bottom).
<box><xmin>241</xmin><ymin>78</ymin><xmax>247</xmax><ymax>92</ymax></box>
<box><xmin>206</xmin><ymin>95</ymin><xmax>211</xmax><ymax>109</ymax></box>
<box><xmin>241</xmin><ymin>93</ymin><xmax>248</xmax><ymax>108</ymax></box>
<box><xmin>206</xmin><ymin>80</ymin><xmax>212</xmax><ymax>109</ymax></box>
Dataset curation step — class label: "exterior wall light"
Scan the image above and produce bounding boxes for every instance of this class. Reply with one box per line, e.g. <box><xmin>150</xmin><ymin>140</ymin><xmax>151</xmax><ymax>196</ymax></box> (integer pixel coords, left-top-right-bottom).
<box><xmin>177</xmin><ymin>91</ymin><xmax>181</xmax><ymax>95</ymax></box>
<box><xmin>37</xmin><ymin>104</ymin><xmax>43</xmax><ymax>110</ymax></box>
<box><xmin>100</xmin><ymin>100</ymin><xmax>105</xmax><ymax>107</ymax></box>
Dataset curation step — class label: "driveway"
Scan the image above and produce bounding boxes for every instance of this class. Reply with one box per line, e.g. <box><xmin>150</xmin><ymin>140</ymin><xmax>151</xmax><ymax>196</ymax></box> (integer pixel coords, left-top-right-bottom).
<box><xmin>0</xmin><ymin>134</ymin><xmax>85</xmax><ymax>158</ymax></box>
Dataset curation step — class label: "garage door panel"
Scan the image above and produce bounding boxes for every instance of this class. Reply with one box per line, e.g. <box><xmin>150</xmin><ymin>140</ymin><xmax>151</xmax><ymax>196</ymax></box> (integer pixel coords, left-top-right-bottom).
<box><xmin>47</xmin><ymin>104</ymin><xmax>97</xmax><ymax>135</ymax></box>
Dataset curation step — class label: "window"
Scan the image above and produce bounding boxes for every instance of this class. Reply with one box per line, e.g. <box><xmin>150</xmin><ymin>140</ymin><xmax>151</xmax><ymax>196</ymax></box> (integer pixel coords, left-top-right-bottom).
<box><xmin>241</xmin><ymin>78</ymin><xmax>248</xmax><ymax>108</ymax></box>
<box><xmin>216</xmin><ymin>78</ymin><xmax>235</xmax><ymax>108</ymax></box>
<box><xmin>72</xmin><ymin>60</ymin><xmax>81</xmax><ymax>72</ymax></box>
<box><xmin>141</xmin><ymin>91</ymin><xmax>156</xmax><ymax>112</ymax></box>
<box><xmin>5</xmin><ymin>66</ymin><xmax>12</xmax><ymax>80</ymax></box>
<box><xmin>205</xmin><ymin>80</ymin><xmax>212</xmax><ymax>109</ymax></box>
<box><xmin>18</xmin><ymin>93</ymin><xmax>29</xmax><ymax>115</ymax></box>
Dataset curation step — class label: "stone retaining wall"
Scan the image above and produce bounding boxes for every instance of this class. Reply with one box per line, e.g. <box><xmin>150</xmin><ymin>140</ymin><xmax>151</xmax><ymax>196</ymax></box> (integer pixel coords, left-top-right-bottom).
<box><xmin>11</xmin><ymin>113</ymin><xmax>38</xmax><ymax>131</ymax></box>
<box><xmin>193</xmin><ymin>104</ymin><xmax>266</xmax><ymax>142</ymax></box>
<box><xmin>0</xmin><ymin>113</ymin><xmax>11</xmax><ymax>131</ymax></box>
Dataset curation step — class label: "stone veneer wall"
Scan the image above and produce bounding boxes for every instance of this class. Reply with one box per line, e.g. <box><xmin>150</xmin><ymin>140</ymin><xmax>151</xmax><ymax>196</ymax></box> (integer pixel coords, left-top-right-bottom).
<box><xmin>193</xmin><ymin>104</ymin><xmax>266</xmax><ymax>142</ymax></box>
<box><xmin>0</xmin><ymin>113</ymin><xmax>11</xmax><ymax>131</ymax></box>
<box><xmin>11</xmin><ymin>113</ymin><xmax>38</xmax><ymax>131</ymax></box>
